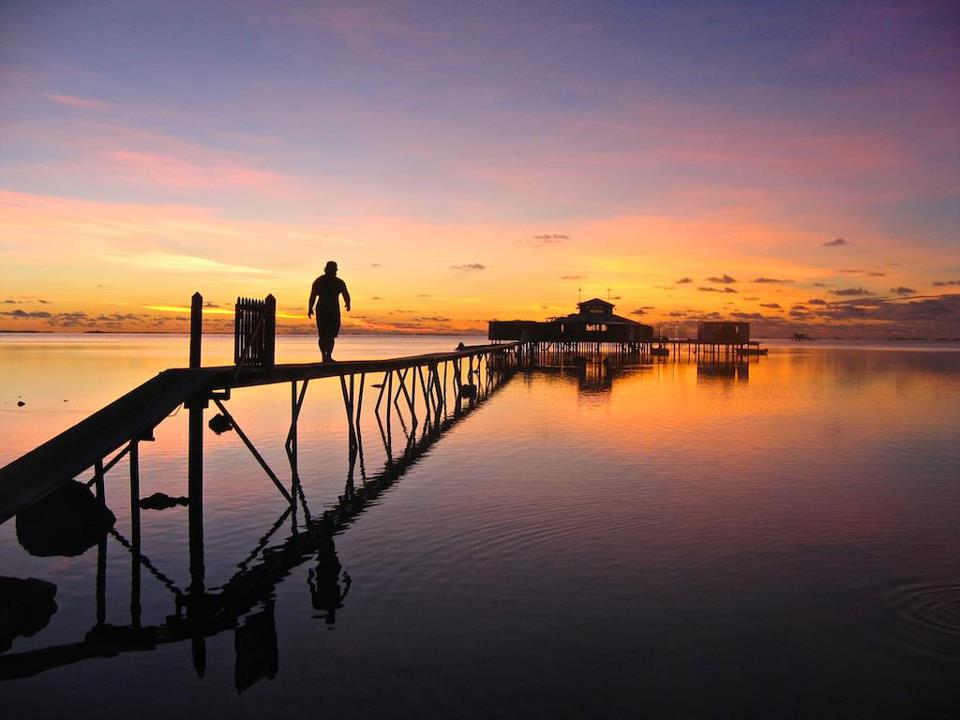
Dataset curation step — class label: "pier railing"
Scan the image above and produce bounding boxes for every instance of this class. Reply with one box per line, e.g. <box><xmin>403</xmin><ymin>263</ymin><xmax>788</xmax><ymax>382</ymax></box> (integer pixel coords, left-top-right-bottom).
<box><xmin>234</xmin><ymin>295</ymin><xmax>276</xmax><ymax>368</ymax></box>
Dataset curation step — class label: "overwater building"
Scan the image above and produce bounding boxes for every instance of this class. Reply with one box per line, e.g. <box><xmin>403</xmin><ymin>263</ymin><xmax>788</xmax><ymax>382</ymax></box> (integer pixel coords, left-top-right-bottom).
<box><xmin>696</xmin><ymin>321</ymin><xmax>750</xmax><ymax>344</ymax></box>
<box><xmin>489</xmin><ymin>298</ymin><xmax>654</xmax><ymax>345</ymax></box>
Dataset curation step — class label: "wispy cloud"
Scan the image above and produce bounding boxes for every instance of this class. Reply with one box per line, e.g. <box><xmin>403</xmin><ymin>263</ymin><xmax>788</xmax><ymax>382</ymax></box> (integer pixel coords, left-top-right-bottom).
<box><xmin>100</xmin><ymin>149</ymin><xmax>289</xmax><ymax>191</ymax></box>
<box><xmin>145</xmin><ymin>304</ymin><xmax>305</xmax><ymax>319</ymax></box>
<box><xmin>731</xmin><ymin>312</ymin><xmax>764</xmax><ymax>320</ymax></box>
<box><xmin>531</xmin><ymin>233</ymin><xmax>569</xmax><ymax>246</ymax></box>
<box><xmin>450</xmin><ymin>263</ymin><xmax>485</xmax><ymax>271</ymax></box>
<box><xmin>705</xmin><ymin>274</ymin><xmax>737</xmax><ymax>284</ymax></box>
<box><xmin>0</xmin><ymin>309</ymin><xmax>52</xmax><ymax>318</ymax></box>
<box><xmin>890</xmin><ymin>286</ymin><xmax>916</xmax><ymax>296</ymax></box>
<box><xmin>808</xmin><ymin>294</ymin><xmax>960</xmax><ymax>330</ymax></box>
<box><xmin>105</xmin><ymin>252</ymin><xmax>269</xmax><ymax>274</ymax></box>
<box><xmin>752</xmin><ymin>277</ymin><xmax>792</xmax><ymax>284</ymax></box>
<box><xmin>831</xmin><ymin>287</ymin><xmax>873</xmax><ymax>296</ymax></box>
<box><xmin>823</xmin><ymin>238</ymin><xmax>848</xmax><ymax>247</ymax></box>
<box><xmin>698</xmin><ymin>286</ymin><xmax>737</xmax><ymax>293</ymax></box>
<box><xmin>675</xmin><ymin>277</ymin><xmax>692</xmax><ymax>284</ymax></box>
<box><xmin>46</xmin><ymin>94</ymin><xmax>112</xmax><ymax>111</ymax></box>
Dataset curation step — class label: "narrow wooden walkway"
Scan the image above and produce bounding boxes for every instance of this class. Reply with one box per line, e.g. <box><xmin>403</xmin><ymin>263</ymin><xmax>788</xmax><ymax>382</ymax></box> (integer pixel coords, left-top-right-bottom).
<box><xmin>0</xmin><ymin>381</ymin><xmax>500</xmax><ymax>681</ymax></box>
<box><xmin>0</xmin><ymin>342</ymin><xmax>518</xmax><ymax>524</ymax></box>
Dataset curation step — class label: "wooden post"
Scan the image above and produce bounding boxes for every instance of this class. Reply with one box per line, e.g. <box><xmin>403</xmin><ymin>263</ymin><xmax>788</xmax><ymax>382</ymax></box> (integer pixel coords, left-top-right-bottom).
<box><xmin>190</xmin><ymin>292</ymin><xmax>202</xmax><ymax>369</ymax></box>
<box><xmin>386</xmin><ymin>370</ymin><xmax>393</xmax><ymax>450</ymax></box>
<box><xmin>264</xmin><ymin>294</ymin><xmax>276</xmax><ymax>367</ymax></box>
<box><xmin>93</xmin><ymin>458</ymin><xmax>105</xmax><ymax>505</ymax></box>
<box><xmin>130</xmin><ymin>441</ymin><xmax>141</xmax><ymax>628</ymax></box>
<box><xmin>187</xmin><ymin>393</ymin><xmax>206</xmax><ymax>676</ymax></box>
<box><xmin>188</xmin><ymin>398</ymin><xmax>205</xmax><ymax>594</ymax></box>
<box><xmin>96</xmin><ymin>532</ymin><xmax>106</xmax><ymax>627</ymax></box>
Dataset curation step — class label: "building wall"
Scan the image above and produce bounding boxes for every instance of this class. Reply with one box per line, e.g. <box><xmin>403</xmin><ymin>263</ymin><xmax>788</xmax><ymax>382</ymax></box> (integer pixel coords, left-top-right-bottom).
<box><xmin>489</xmin><ymin>319</ymin><xmax>653</xmax><ymax>342</ymax></box>
<box><xmin>697</xmin><ymin>321</ymin><xmax>750</xmax><ymax>343</ymax></box>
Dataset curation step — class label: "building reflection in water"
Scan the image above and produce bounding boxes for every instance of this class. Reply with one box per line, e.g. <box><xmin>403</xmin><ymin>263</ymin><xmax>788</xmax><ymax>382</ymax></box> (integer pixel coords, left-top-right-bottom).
<box><xmin>530</xmin><ymin>348</ymin><xmax>755</xmax><ymax>393</ymax></box>
<box><xmin>696</xmin><ymin>359</ymin><xmax>750</xmax><ymax>383</ymax></box>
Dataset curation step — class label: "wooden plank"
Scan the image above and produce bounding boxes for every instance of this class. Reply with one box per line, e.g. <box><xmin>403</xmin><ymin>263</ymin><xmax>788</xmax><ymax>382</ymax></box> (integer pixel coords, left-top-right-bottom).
<box><xmin>0</xmin><ymin>371</ymin><xmax>216</xmax><ymax>524</ymax></box>
<box><xmin>206</xmin><ymin>342</ymin><xmax>519</xmax><ymax>390</ymax></box>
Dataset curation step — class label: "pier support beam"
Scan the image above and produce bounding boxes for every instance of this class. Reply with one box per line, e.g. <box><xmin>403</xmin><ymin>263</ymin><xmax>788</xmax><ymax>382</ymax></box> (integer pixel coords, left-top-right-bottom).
<box><xmin>187</xmin><ymin>398</ymin><xmax>205</xmax><ymax>597</ymax></box>
<box><xmin>129</xmin><ymin>441</ymin><xmax>141</xmax><ymax>629</ymax></box>
<box><xmin>212</xmin><ymin>397</ymin><xmax>293</xmax><ymax>504</ymax></box>
<box><xmin>187</xmin><ymin>395</ymin><xmax>207</xmax><ymax>677</ymax></box>
<box><xmin>285</xmin><ymin>379</ymin><xmax>309</xmax><ymax>496</ymax></box>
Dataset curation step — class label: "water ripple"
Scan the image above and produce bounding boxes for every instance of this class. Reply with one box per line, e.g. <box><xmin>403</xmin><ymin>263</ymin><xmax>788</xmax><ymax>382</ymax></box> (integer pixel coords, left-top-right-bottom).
<box><xmin>887</xmin><ymin>580</ymin><xmax>960</xmax><ymax>662</ymax></box>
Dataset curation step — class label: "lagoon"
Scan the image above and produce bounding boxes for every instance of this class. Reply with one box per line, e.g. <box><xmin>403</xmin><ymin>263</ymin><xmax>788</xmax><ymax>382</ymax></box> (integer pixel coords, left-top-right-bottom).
<box><xmin>1</xmin><ymin>335</ymin><xmax>959</xmax><ymax>718</ymax></box>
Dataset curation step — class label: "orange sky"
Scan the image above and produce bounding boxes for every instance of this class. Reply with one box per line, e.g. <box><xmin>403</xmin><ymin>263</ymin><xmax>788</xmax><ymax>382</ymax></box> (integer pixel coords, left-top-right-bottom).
<box><xmin>1</xmin><ymin>2</ymin><xmax>958</xmax><ymax>338</ymax></box>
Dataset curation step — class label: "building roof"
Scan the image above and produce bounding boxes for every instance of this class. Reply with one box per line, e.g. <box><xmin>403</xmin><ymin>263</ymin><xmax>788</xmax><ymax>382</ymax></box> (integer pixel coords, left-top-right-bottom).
<box><xmin>578</xmin><ymin>297</ymin><xmax>614</xmax><ymax>309</ymax></box>
<box><xmin>490</xmin><ymin>296</ymin><xmax>652</xmax><ymax>329</ymax></box>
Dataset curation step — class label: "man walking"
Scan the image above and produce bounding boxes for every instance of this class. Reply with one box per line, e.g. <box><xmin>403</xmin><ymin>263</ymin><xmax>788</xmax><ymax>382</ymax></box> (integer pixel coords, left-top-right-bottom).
<box><xmin>308</xmin><ymin>261</ymin><xmax>351</xmax><ymax>362</ymax></box>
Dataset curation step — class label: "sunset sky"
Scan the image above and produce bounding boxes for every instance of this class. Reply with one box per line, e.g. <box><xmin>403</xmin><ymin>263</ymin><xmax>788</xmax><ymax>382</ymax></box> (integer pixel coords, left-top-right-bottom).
<box><xmin>1</xmin><ymin>1</ymin><xmax>958</xmax><ymax>337</ymax></box>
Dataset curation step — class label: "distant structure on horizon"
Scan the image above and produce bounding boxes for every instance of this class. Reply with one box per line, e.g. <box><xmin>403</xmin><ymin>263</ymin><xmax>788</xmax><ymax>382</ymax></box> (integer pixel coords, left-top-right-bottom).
<box><xmin>489</xmin><ymin>298</ymin><xmax>654</xmax><ymax>345</ymax></box>
<box><xmin>489</xmin><ymin>300</ymin><xmax>763</xmax><ymax>356</ymax></box>
<box><xmin>696</xmin><ymin>321</ymin><xmax>750</xmax><ymax>344</ymax></box>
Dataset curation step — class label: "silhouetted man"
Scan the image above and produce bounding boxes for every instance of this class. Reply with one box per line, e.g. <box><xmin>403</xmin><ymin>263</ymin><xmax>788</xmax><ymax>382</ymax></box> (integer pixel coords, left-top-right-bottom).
<box><xmin>307</xmin><ymin>537</ymin><xmax>351</xmax><ymax>624</ymax></box>
<box><xmin>308</xmin><ymin>261</ymin><xmax>350</xmax><ymax>362</ymax></box>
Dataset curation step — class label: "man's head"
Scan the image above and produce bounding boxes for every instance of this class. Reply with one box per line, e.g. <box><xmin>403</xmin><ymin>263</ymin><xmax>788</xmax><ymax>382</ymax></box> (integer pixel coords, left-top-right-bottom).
<box><xmin>324</xmin><ymin>260</ymin><xmax>338</xmax><ymax>275</ymax></box>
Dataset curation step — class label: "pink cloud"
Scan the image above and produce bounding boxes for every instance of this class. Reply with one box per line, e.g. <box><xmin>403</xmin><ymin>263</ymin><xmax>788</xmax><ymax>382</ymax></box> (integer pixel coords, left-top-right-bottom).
<box><xmin>100</xmin><ymin>149</ymin><xmax>289</xmax><ymax>190</ymax></box>
<box><xmin>3</xmin><ymin>117</ymin><xmax>299</xmax><ymax>196</ymax></box>
<box><xmin>46</xmin><ymin>94</ymin><xmax>113</xmax><ymax>111</ymax></box>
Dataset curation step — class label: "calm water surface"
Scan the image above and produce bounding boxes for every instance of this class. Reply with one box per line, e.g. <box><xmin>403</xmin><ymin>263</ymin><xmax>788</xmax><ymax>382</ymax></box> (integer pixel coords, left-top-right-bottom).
<box><xmin>1</xmin><ymin>335</ymin><xmax>959</xmax><ymax>718</ymax></box>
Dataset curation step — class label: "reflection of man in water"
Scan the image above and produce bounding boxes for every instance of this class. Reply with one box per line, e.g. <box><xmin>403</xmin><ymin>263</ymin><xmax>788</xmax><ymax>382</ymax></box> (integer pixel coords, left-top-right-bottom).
<box><xmin>308</xmin><ymin>261</ymin><xmax>351</xmax><ymax>362</ymax></box>
<box><xmin>308</xmin><ymin>537</ymin><xmax>351</xmax><ymax>624</ymax></box>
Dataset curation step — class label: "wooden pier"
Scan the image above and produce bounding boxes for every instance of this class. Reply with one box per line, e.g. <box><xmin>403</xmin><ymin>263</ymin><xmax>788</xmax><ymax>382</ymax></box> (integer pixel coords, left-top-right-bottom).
<box><xmin>0</xmin><ymin>292</ymin><xmax>771</xmax><ymax>686</ymax></box>
<box><xmin>1</xmin><ymin>293</ymin><xmax>766</xmax><ymax>525</ymax></box>
<box><xmin>0</xmin><ymin>358</ymin><xmax>517</xmax><ymax>683</ymax></box>
<box><xmin>0</xmin><ymin>339</ymin><xmax>523</xmax><ymax>524</ymax></box>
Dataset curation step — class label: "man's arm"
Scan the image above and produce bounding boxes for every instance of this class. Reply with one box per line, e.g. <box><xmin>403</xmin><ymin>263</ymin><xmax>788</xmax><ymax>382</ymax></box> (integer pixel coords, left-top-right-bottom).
<box><xmin>341</xmin><ymin>282</ymin><xmax>351</xmax><ymax>312</ymax></box>
<box><xmin>307</xmin><ymin>279</ymin><xmax>318</xmax><ymax>318</ymax></box>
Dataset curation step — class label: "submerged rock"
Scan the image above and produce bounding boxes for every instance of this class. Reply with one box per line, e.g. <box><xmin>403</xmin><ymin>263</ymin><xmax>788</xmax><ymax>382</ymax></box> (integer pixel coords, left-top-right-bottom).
<box><xmin>208</xmin><ymin>413</ymin><xmax>233</xmax><ymax>435</ymax></box>
<box><xmin>139</xmin><ymin>492</ymin><xmax>189</xmax><ymax>510</ymax></box>
<box><xmin>0</xmin><ymin>576</ymin><xmax>58</xmax><ymax>653</ymax></box>
<box><xmin>16</xmin><ymin>480</ymin><xmax>116</xmax><ymax>557</ymax></box>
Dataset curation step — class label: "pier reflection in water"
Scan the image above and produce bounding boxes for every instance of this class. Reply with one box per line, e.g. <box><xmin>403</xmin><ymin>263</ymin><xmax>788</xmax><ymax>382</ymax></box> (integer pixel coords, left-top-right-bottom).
<box><xmin>0</xmin><ymin>351</ymin><xmax>517</xmax><ymax>690</ymax></box>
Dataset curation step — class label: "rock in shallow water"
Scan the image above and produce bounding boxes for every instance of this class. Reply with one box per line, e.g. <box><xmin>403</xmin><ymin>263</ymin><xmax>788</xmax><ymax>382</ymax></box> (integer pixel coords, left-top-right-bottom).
<box><xmin>139</xmin><ymin>492</ymin><xmax>189</xmax><ymax>510</ymax></box>
<box><xmin>0</xmin><ymin>576</ymin><xmax>58</xmax><ymax>652</ymax></box>
<box><xmin>16</xmin><ymin>480</ymin><xmax>116</xmax><ymax>557</ymax></box>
